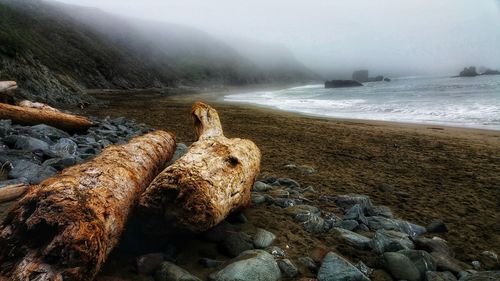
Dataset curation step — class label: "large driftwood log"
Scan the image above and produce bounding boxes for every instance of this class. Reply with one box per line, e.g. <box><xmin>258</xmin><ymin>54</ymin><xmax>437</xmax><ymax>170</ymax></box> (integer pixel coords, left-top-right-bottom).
<box><xmin>140</xmin><ymin>102</ymin><xmax>261</xmax><ymax>232</ymax></box>
<box><xmin>0</xmin><ymin>103</ymin><xmax>92</xmax><ymax>133</ymax></box>
<box><xmin>0</xmin><ymin>184</ymin><xmax>29</xmax><ymax>203</ymax></box>
<box><xmin>0</xmin><ymin>131</ymin><xmax>176</xmax><ymax>281</ymax></box>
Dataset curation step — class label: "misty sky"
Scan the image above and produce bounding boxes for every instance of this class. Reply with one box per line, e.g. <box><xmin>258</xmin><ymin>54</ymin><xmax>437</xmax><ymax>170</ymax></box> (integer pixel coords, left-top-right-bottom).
<box><xmin>56</xmin><ymin>0</ymin><xmax>500</xmax><ymax>76</ymax></box>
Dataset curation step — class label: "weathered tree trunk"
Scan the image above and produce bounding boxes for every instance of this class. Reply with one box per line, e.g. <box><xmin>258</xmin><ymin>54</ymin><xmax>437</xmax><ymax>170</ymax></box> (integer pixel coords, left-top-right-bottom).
<box><xmin>0</xmin><ymin>131</ymin><xmax>176</xmax><ymax>281</ymax></box>
<box><xmin>140</xmin><ymin>102</ymin><xmax>261</xmax><ymax>232</ymax></box>
<box><xmin>0</xmin><ymin>103</ymin><xmax>92</xmax><ymax>133</ymax></box>
<box><xmin>0</xmin><ymin>184</ymin><xmax>29</xmax><ymax>203</ymax></box>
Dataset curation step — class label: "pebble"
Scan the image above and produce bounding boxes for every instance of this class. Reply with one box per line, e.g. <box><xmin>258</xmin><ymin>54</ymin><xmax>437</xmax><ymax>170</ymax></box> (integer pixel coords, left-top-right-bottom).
<box><xmin>277</xmin><ymin>259</ymin><xmax>299</xmax><ymax>278</ymax></box>
<box><xmin>253</xmin><ymin>228</ymin><xmax>276</xmax><ymax>249</ymax></box>
<box><xmin>220</xmin><ymin>232</ymin><xmax>254</xmax><ymax>257</ymax></box>
<box><xmin>297</xmin><ymin>256</ymin><xmax>318</xmax><ymax>273</ymax></box>
<box><xmin>208</xmin><ymin>250</ymin><xmax>281</xmax><ymax>281</ymax></box>
<box><xmin>155</xmin><ymin>261</ymin><xmax>201</xmax><ymax>281</ymax></box>
<box><xmin>317</xmin><ymin>252</ymin><xmax>370</xmax><ymax>281</ymax></box>
<box><xmin>382</xmin><ymin>252</ymin><xmax>421</xmax><ymax>281</ymax></box>
<box><xmin>370</xmin><ymin>229</ymin><xmax>414</xmax><ymax>254</ymax></box>
<box><xmin>343</xmin><ymin>203</ymin><xmax>368</xmax><ymax>225</ymax></box>
<box><xmin>136</xmin><ymin>253</ymin><xmax>164</xmax><ymax>275</ymax></box>
<box><xmin>426</xmin><ymin>219</ymin><xmax>448</xmax><ymax>233</ymax></box>
<box><xmin>333</xmin><ymin>227</ymin><xmax>371</xmax><ymax>250</ymax></box>
<box><xmin>253</xmin><ymin>181</ymin><xmax>272</xmax><ymax>192</ymax></box>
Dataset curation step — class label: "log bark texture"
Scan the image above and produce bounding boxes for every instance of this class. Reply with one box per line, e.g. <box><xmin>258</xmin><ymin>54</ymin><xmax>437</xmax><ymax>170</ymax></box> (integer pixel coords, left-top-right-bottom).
<box><xmin>0</xmin><ymin>184</ymin><xmax>29</xmax><ymax>203</ymax></box>
<box><xmin>140</xmin><ymin>102</ymin><xmax>261</xmax><ymax>232</ymax></box>
<box><xmin>0</xmin><ymin>130</ymin><xmax>176</xmax><ymax>281</ymax></box>
<box><xmin>0</xmin><ymin>103</ymin><xmax>92</xmax><ymax>133</ymax></box>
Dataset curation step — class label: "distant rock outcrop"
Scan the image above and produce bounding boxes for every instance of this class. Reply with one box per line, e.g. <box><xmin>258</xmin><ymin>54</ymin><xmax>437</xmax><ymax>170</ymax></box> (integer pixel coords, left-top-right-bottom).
<box><xmin>384</xmin><ymin>77</ymin><xmax>391</xmax><ymax>82</ymax></box>
<box><xmin>459</xmin><ymin>67</ymin><xmax>478</xmax><ymax>77</ymax></box>
<box><xmin>352</xmin><ymin>70</ymin><xmax>387</xmax><ymax>82</ymax></box>
<box><xmin>325</xmin><ymin>80</ymin><xmax>363</xmax><ymax>88</ymax></box>
<box><xmin>481</xmin><ymin>69</ymin><xmax>500</xmax><ymax>75</ymax></box>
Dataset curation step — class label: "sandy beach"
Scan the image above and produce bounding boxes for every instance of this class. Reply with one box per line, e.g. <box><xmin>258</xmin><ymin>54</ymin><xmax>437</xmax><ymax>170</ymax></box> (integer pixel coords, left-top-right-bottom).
<box><xmin>67</xmin><ymin>88</ymin><xmax>498</xmax><ymax>279</ymax></box>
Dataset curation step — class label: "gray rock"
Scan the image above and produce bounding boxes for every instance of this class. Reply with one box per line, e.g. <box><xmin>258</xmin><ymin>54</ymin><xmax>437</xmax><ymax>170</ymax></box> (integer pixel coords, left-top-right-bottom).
<box><xmin>203</xmin><ymin>221</ymin><xmax>236</xmax><ymax>243</ymax></box>
<box><xmin>273</xmin><ymin>198</ymin><xmax>296</xmax><ymax>208</ymax></box>
<box><xmin>199</xmin><ymin>258</ymin><xmax>224</xmax><ymax>268</ymax></box>
<box><xmin>414</xmin><ymin>236</ymin><xmax>451</xmax><ymax>256</ymax></box>
<box><xmin>285</xmin><ymin>205</ymin><xmax>320</xmax><ymax>221</ymax></box>
<box><xmin>265</xmin><ymin>246</ymin><xmax>286</xmax><ymax>258</ymax></box>
<box><xmin>0</xmin><ymin>119</ymin><xmax>12</xmax><ymax>137</ymax></box>
<box><xmin>42</xmin><ymin>157</ymin><xmax>77</xmax><ymax>170</ymax></box>
<box><xmin>399</xmin><ymin>249</ymin><xmax>437</xmax><ymax>279</ymax></box>
<box><xmin>14</xmin><ymin>136</ymin><xmax>49</xmax><ymax>152</ymax></box>
<box><xmin>431</xmin><ymin>252</ymin><xmax>464</xmax><ymax>275</ymax></box>
<box><xmin>479</xmin><ymin>251</ymin><xmax>499</xmax><ymax>270</ymax></box>
<box><xmin>317</xmin><ymin>252</ymin><xmax>370</xmax><ymax>281</ymax></box>
<box><xmin>334</xmin><ymin>194</ymin><xmax>375</xmax><ymax>215</ymax></box>
<box><xmin>303</xmin><ymin>214</ymin><xmax>328</xmax><ymax>233</ymax></box>
<box><xmin>251</xmin><ymin>194</ymin><xmax>266</xmax><ymax>205</ymax></box>
<box><xmin>155</xmin><ymin>261</ymin><xmax>201</xmax><ymax>281</ymax></box>
<box><xmin>27</xmin><ymin>124</ymin><xmax>69</xmax><ymax>141</ymax></box>
<box><xmin>49</xmin><ymin>138</ymin><xmax>77</xmax><ymax>157</ymax></box>
<box><xmin>167</xmin><ymin>143</ymin><xmax>188</xmax><ymax>166</ymax></box>
<box><xmin>220</xmin><ymin>232</ymin><xmax>254</xmax><ymax>257</ymax></box>
<box><xmin>367</xmin><ymin>216</ymin><xmax>426</xmax><ymax>237</ymax></box>
<box><xmin>226</xmin><ymin>212</ymin><xmax>248</xmax><ymax>224</ymax></box>
<box><xmin>137</xmin><ymin>253</ymin><xmax>164</xmax><ymax>275</ymax></box>
<box><xmin>338</xmin><ymin>219</ymin><xmax>359</xmax><ymax>231</ymax></box>
<box><xmin>253</xmin><ymin>228</ymin><xmax>276</xmax><ymax>249</ymax></box>
<box><xmin>425</xmin><ymin>271</ymin><xmax>457</xmax><ymax>281</ymax></box>
<box><xmin>208</xmin><ymin>250</ymin><xmax>280</xmax><ymax>281</ymax></box>
<box><xmin>8</xmin><ymin>159</ymin><xmax>57</xmax><ymax>184</ymax></box>
<box><xmin>277</xmin><ymin>178</ymin><xmax>300</xmax><ymax>188</ymax></box>
<box><xmin>277</xmin><ymin>259</ymin><xmax>298</xmax><ymax>278</ymax></box>
<box><xmin>382</xmin><ymin>252</ymin><xmax>421</xmax><ymax>281</ymax></box>
<box><xmin>343</xmin><ymin>204</ymin><xmax>368</xmax><ymax>225</ymax></box>
<box><xmin>297</xmin><ymin>256</ymin><xmax>317</xmax><ymax>273</ymax></box>
<box><xmin>253</xmin><ymin>181</ymin><xmax>272</xmax><ymax>192</ymax></box>
<box><xmin>370</xmin><ymin>229</ymin><xmax>414</xmax><ymax>254</ymax></box>
<box><xmin>354</xmin><ymin>261</ymin><xmax>373</xmax><ymax>277</ymax></box>
<box><xmin>333</xmin><ymin>227</ymin><xmax>371</xmax><ymax>250</ymax></box>
<box><xmin>458</xmin><ymin>271</ymin><xmax>500</xmax><ymax>281</ymax></box>
<box><xmin>426</xmin><ymin>219</ymin><xmax>448</xmax><ymax>233</ymax></box>
<box><xmin>373</xmin><ymin>205</ymin><xmax>394</xmax><ymax>218</ymax></box>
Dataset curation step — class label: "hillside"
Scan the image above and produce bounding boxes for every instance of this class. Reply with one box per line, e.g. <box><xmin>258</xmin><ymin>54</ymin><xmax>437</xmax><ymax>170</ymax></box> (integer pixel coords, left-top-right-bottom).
<box><xmin>0</xmin><ymin>0</ymin><xmax>316</xmax><ymax>105</ymax></box>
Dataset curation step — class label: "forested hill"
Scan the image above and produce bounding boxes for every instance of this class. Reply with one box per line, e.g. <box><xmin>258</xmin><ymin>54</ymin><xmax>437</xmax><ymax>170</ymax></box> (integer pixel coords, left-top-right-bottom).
<box><xmin>0</xmin><ymin>0</ymin><xmax>317</xmax><ymax>105</ymax></box>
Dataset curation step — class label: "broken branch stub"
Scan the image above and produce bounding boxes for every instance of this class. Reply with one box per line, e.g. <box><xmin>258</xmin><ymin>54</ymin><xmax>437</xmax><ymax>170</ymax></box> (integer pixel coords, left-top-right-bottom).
<box><xmin>140</xmin><ymin>102</ymin><xmax>261</xmax><ymax>232</ymax></box>
<box><xmin>0</xmin><ymin>130</ymin><xmax>176</xmax><ymax>281</ymax></box>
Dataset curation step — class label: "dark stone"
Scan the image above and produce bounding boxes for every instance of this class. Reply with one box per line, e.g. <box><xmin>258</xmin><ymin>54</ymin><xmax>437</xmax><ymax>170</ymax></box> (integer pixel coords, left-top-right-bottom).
<box><xmin>479</xmin><ymin>251</ymin><xmax>499</xmax><ymax>270</ymax></box>
<box><xmin>333</xmin><ymin>228</ymin><xmax>371</xmax><ymax>250</ymax></box>
<box><xmin>13</xmin><ymin>136</ymin><xmax>49</xmax><ymax>152</ymax></box>
<box><xmin>303</xmin><ymin>214</ymin><xmax>329</xmax><ymax>233</ymax></box>
<box><xmin>251</xmin><ymin>194</ymin><xmax>266</xmax><ymax>205</ymax></box>
<box><xmin>0</xmin><ymin>119</ymin><xmax>12</xmax><ymax>137</ymax></box>
<box><xmin>426</xmin><ymin>219</ymin><xmax>448</xmax><ymax>233</ymax></box>
<box><xmin>297</xmin><ymin>256</ymin><xmax>318</xmax><ymax>273</ymax></box>
<box><xmin>137</xmin><ymin>253</ymin><xmax>164</xmax><ymax>275</ymax></box>
<box><xmin>253</xmin><ymin>181</ymin><xmax>272</xmax><ymax>192</ymax></box>
<box><xmin>202</xmin><ymin>221</ymin><xmax>236</xmax><ymax>243</ymax></box>
<box><xmin>367</xmin><ymin>216</ymin><xmax>426</xmax><ymax>237</ymax></box>
<box><xmin>166</xmin><ymin>143</ymin><xmax>188</xmax><ymax>166</ymax></box>
<box><xmin>208</xmin><ymin>250</ymin><xmax>281</xmax><ymax>281</ymax></box>
<box><xmin>382</xmin><ymin>252</ymin><xmax>420</xmax><ymax>281</ymax></box>
<box><xmin>325</xmin><ymin>80</ymin><xmax>363</xmax><ymax>88</ymax></box>
<box><xmin>481</xmin><ymin>69</ymin><xmax>500</xmax><ymax>75</ymax></box>
<box><xmin>414</xmin><ymin>236</ymin><xmax>451</xmax><ymax>256</ymax></box>
<box><xmin>459</xmin><ymin>271</ymin><xmax>500</xmax><ymax>281</ymax></box>
<box><xmin>334</xmin><ymin>194</ymin><xmax>375</xmax><ymax>215</ymax></box>
<box><xmin>226</xmin><ymin>212</ymin><xmax>248</xmax><ymax>224</ymax></box>
<box><xmin>317</xmin><ymin>252</ymin><xmax>370</xmax><ymax>281</ymax></box>
<box><xmin>277</xmin><ymin>259</ymin><xmax>298</xmax><ymax>278</ymax></box>
<box><xmin>198</xmin><ymin>258</ymin><xmax>224</xmax><ymax>268</ymax></box>
<box><xmin>27</xmin><ymin>124</ymin><xmax>69</xmax><ymax>142</ymax></box>
<box><xmin>431</xmin><ymin>252</ymin><xmax>464</xmax><ymax>274</ymax></box>
<box><xmin>459</xmin><ymin>66</ymin><xmax>478</xmax><ymax>77</ymax></box>
<box><xmin>384</xmin><ymin>77</ymin><xmax>391</xmax><ymax>82</ymax></box>
<box><xmin>372</xmin><ymin>205</ymin><xmax>394</xmax><ymax>218</ymax></box>
<box><xmin>398</xmin><ymin>249</ymin><xmax>437</xmax><ymax>279</ymax></box>
<box><xmin>42</xmin><ymin>157</ymin><xmax>77</xmax><ymax>170</ymax></box>
<box><xmin>277</xmin><ymin>178</ymin><xmax>300</xmax><ymax>188</ymax></box>
<box><xmin>8</xmin><ymin>159</ymin><xmax>57</xmax><ymax>184</ymax></box>
<box><xmin>343</xmin><ymin>204</ymin><xmax>368</xmax><ymax>225</ymax></box>
<box><xmin>253</xmin><ymin>228</ymin><xmax>276</xmax><ymax>249</ymax></box>
<box><xmin>220</xmin><ymin>232</ymin><xmax>254</xmax><ymax>258</ymax></box>
<box><xmin>425</xmin><ymin>271</ymin><xmax>457</xmax><ymax>281</ymax></box>
<box><xmin>155</xmin><ymin>261</ymin><xmax>201</xmax><ymax>281</ymax></box>
<box><xmin>352</xmin><ymin>70</ymin><xmax>369</xmax><ymax>82</ymax></box>
<box><xmin>49</xmin><ymin>138</ymin><xmax>77</xmax><ymax>157</ymax></box>
<box><xmin>338</xmin><ymin>219</ymin><xmax>359</xmax><ymax>231</ymax></box>
<box><xmin>370</xmin><ymin>230</ymin><xmax>414</xmax><ymax>254</ymax></box>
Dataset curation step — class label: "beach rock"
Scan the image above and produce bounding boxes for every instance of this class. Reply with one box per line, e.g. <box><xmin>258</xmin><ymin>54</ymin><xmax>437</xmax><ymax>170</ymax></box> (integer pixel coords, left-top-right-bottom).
<box><xmin>220</xmin><ymin>232</ymin><xmax>254</xmax><ymax>257</ymax></box>
<box><xmin>458</xmin><ymin>271</ymin><xmax>500</xmax><ymax>281</ymax></box>
<box><xmin>42</xmin><ymin>157</ymin><xmax>78</xmax><ymax>170</ymax></box>
<box><xmin>373</xmin><ymin>205</ymin><xmax>394</xmax><ymax>218</ymax></box>
<box><xmin>253</xmin><ymin>228</ymin><xmax>276</xmax><ymax>249</ymax></box>
<box><xmin>286</xmin><ymin>204</ymin><xmax>320</xmax><ymax>219</ymax></box>
<box><xmin>399</xmin><ymin>249</ymin><xmax>437</xmax><ymax>279</ymax></box>
<box><xmin>370</xmin><ymin>229</ymin><xmax>414</xmax><ymax>254</ymax></box>
<box><xmin>334</xmin><ymin>194</ymin><xmax>375</xmax><ymax>215</ymax></box>
<box><xmin>333</xmin><ymin>228</ymin><xmax>371</xmax><ymax>250</ymax></box>
<box><xmin>208</xmin><ymin>250</ymin><xmax>280</xmax><ymax>281</ymax></box>
<box><xmin>166</xmin><ymin>143</ymin><xmax>188</xmax><ymax>166</ymax></box>
<box><xmin>226</xmin><ymin>212</ymin><xmax>248</xmax><ymax>224</ymax></box>
<box><xmin>283</xmin><ymin>164</ymin><xmax>316</xmax><ymax>175</ymax></box>
<box><xmin>0</xmin><ymin>119</ymin><xmax>12</xmax><ymax>137</ymax></box>
<box><xmin>203</xmin><ymin>221</ymin><xmax>236</xmax><ymax>243</ymax></box>
<box><xmin>277</xmin><ymin>259</ymin><xmax>299</xmax><ymax>278</ymax></box>
<box><xmin>297</xmin><ymin>256</ymin><xmax>318</xmax><ymax>273</ymax></box>
<box><xmin>251</xmin><ymin>194</ymin><xmax>266</xmax><ymax>205</ymax></box>
<box><xmin>303</xmin><ymin>214</ymin><xmax>329</xmax><ymax>233</ymax></box>
<box><xmin>266</xmin><ymin>246</ymin><xmax>286</xmax><ymax>259</ymax></box>
<box><xmin>367</xmin><ymin>216</ymin><xmax>426</xmax><ymax>237</ymax></box>
<box><xmin>273</xmin><ymin>198</ymin><xmax>296</xmax><ymax>208</ymax></box>
<box><xmin>13</xmin><ymin>135</ymin><xmax>49</xmax><ymax>152</ymax></box>
<box><xmin>343</xmin><ymin>204</ymin><xmax>368</xmax><ymax>225</ymax></box>
<box><xmin>425</xmin><ymin>271</ymin><xmax>457</xmax><ymax>281</ymax></box>
<box><xmin>471</xmin><ymin>261</ymin><xmax>481</xmax><ymax>270</ymax></box>
<box><xmin>27</xmin><ymin>124</ymin><xmax>69</xmax><ymax>141</ymax></box>
<box><xmin>431</xmin><ymin>252</ymin><xmax>464</xmax><ymax>274</ymax></box>
<box><xmin>155</xmin><ymin>261</ymin><xmax>201</xmax><ymax>281</ymax></box>
<box><xmin>479</xmin><ymin>251</ymin><xmax>499</xmax><ymax>270</ymax></box>
<box><xmin>325</xmin><ymin>80</ymin><xmax>363</xmax><ymax>88</ymax></box>
<box><xmin>317</xmin><ymin>252</ymin><xmax>370</xmax><ymax>281</ymax></box>
<box><xmin>414</xmin><ymin>236</ymin><xmax>451</xmax><ymax>256</ymax></box>
<box><xmin>8</xmin><ymin>159</ymin><xmax>57</xmax><ymax>184</ymax></box>
<box><xmin>426</xmin><ymin>219</ymin><xmax>448</xmax><ymax>233</ymax></box>
<box><xmin>198</xmin><ymin>258</ymin><xmax>224</xmax><ymax>268</ymax></box>
<box><xmin>277</xmin><ymin>178</ymin><xmax>300</xmax><ymax>188</ymax></box>
<box><xmin>338</xmin><ymin>219</ymin><xmax>359</xmax><ymax>231</ymax></box>
<box><xmin>253</xmin><ymin>181</ymin><xmax>272</xmax><ymax>192</ymax></box>
<box><xmin>459</xmin><ymin>66</ymin><xmax>478</xmax><ymax>77</ymax></box>
<box><xmin>382</xmin><ymin>252</ymin><xmax>421</xmax><ymax>281</ymax></box>
<box><xmin>354</xmin><ymin>261</ymin><xmax>373</xmax><ymax>277</ymax></box>
<box><xmin>481</xmin><ymin>68</ymin><xmax>500</xmax><ymax>75</ymax></box>
<box><xmin>137</xmin><ymin>253</ymin><xmax>164</xmax><ymax>275</ymax></box>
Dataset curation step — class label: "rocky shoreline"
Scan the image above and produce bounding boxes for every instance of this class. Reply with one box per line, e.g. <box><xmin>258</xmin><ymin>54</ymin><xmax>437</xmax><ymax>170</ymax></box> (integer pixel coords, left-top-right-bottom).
<box><xmin>1</xmin><ymin>113</ymin><xmax>499</xmax><ymax>280</ymax></box>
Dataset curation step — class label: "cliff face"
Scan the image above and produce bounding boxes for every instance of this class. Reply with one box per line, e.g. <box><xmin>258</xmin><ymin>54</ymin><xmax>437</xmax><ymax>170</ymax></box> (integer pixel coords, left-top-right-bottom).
<box><xmin>0</xmin><ymin>0</ymin><xmax>316</xmax><ymax>105</ymax></box>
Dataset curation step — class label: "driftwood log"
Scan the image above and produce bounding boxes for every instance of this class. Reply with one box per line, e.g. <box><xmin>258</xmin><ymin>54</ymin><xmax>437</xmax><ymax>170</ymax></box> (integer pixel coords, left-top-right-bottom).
<box><xmin>0</xmin><ymin>130</ymin><xmax>176</xmax><ymax>281</ymax></box>
<box><xmin>0</xmin><ymin>81</ymin><xmax>17</xmax><ymax>92</ymax></box>
<box><xmin>140</xmin><ymin>102</ymin><xmax>261</xmax><ymax>232</ymax></box>
<box><xmin>0</xmin><ymin>102</ymin><xmax>92</xmax><ymax>133</ymax></box>
<box><xmin>0</xmin><ymin>184</ymin><xmax>29</xmax><ymax>203</ymax></box>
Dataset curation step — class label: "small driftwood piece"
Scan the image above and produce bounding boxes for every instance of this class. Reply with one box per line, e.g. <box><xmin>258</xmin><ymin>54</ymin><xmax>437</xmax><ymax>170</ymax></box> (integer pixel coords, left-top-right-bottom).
<box><xmin>140</xmin><ymin>102</ymin><xmax>261</xmax><ymax>232</ymax></box>
<box><xmin>0</xmin><ymin>102</ymin><xmax>92</xmax><ymax>133</ymax></box>
<box><xmin>0</xmin><ymin>131</ymin><xmax>176</xmax><ymax>281</ymax></box>
<box><xmin>0</xmin><ymin>184</ymin><xmax>29</xmax><ymax>203</ymax></box>
<box><xmin>0</xmin><ymin>81</ymin><xmax>17</xmax><ymax>92</ymax></box>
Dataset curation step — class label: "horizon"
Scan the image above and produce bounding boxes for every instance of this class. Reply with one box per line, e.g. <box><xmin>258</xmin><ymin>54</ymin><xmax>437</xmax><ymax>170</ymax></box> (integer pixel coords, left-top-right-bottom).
<box><xmin>55</xmin><ymin>0</ymin><xmax>500</xmax><ymax>77</ymax></box>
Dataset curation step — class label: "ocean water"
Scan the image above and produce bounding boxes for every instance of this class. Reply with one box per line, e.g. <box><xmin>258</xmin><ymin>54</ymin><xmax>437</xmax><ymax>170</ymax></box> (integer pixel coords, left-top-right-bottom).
<box><xmin>224</xmin><ymin>75</ymin><xmax>500</xmax><ymax>130</ymax></box>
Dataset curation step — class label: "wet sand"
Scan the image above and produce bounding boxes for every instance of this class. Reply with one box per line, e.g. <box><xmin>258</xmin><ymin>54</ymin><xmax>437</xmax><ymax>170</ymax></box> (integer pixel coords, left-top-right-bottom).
<box><xmin>82</xmin><ymin>90</ymin><xmax>500</xmax><ymax>270</ymax></box>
